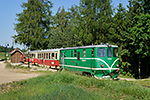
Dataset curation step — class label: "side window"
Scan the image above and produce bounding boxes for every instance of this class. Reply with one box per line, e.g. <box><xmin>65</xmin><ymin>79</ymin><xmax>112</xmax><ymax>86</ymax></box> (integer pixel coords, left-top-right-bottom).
<box><xmin>71</xmin><ymin>51</ymin><xmax>73</xmax><ymax>57</ymax></box>
<box><xmin>107</xmin><ymin>48</ymin><xmax>112</xmax><ymax>57</ymax></box>
<box><xmin>56</xmin><ymin>53</ymin><xmax>57</xmax><ymax>59</ymax></box>
<box><xmin>74</xmin><ymin>50</ymin><xmax>76</xmax><ymax>57</ymax></box>
<box><xmin>44</xmin><ymin>53</ymin><xmax>45</xmax><ymax>59</ymax></box>
<box><xmin>97</xmin><ymin>48</ymin><xmax>106</xmax><ymax>57</ymax></box>
<box><xmin>42</xmin><ymin>53</ymin><xmax>43</xmax><ymax>58</ymax></box>
<box><xmin>77</xmin><ymin>52</ymin><xmax>80</xmax><ymax>60</ymax></box>
<box><xmin>83</xmin><ymin>50</ymin><xmax>86</xmax><ymax>57</ymax></box>
<box><xmin>49</xmin><ymin>53</ymin><xmax>51</xmax><ymax>59</ymax></box>
<box><xmin>92</xmin><ymin>48</ymin><xmax>94</xmax><ymax>57</ymax></box>
<box><xmin>46</xmin><ymin>53</ymin><xmax>48</xmax><ymax>59</ymax></box>
<box><xmin>113</xmin><ymin>48</ymin><xmax>118</xmax><ymax>57</ymax></box>
<box><xmin>52</xmin><ymin>53</ymin><xmax>54</xmax><ymax>59</ymax></box>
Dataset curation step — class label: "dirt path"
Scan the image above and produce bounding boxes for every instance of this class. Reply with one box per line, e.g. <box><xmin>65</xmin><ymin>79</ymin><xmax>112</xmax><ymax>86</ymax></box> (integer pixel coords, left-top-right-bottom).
<box><xmin>119</xmin><ymin>78</ymin><xmax>136</xmax><ymax>81</ymax></box>
<box><xmin>0</xmin><ymin>61</ymin><xmax>41</xmax><ymax>85</ymax></box>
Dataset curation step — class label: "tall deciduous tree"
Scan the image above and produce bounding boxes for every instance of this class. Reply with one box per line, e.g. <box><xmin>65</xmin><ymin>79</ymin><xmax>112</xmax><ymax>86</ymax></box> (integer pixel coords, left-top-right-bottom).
<box><xmin>13</xmin><ymin>0</ymin><xmax>53</xmax><ymax>50</ymax></box>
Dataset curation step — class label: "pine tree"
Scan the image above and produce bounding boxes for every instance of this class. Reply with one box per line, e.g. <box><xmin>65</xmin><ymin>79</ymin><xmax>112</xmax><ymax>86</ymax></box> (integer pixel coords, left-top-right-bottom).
<box><xmin>48</xmin><ymin>7</ymin><xmax>75</xmax><ymax>48</ymax></box>
<box><xmin>74</xmin><ymin>0</ymin><xmax>113</xmax><ymax>45</ymax></box>
<box><xmin>13</xmin><ymin>0</ymin><xmax>53</xmax><ymax>50</ymax></box>
<box><xmin>117</xmin><ymin>0</ymin><xmax>150</xmax><ymax>78</ymax></box>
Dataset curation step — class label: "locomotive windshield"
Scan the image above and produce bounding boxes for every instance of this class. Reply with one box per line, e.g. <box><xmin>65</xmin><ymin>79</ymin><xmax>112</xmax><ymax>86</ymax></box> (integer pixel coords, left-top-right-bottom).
<box><xmin>107</xmin><ymin>48</ymin><xmax>112</xmax><ymax>57</ymax></box>
<box><xmin>97</xmin><ymin>47</ymin><xmax>118</xmax><ymax>57</ymax></box>
<box><xmin>97</xmin><ymin>48</ymin><xmax>106</xmax><ymax>57</ymax></box>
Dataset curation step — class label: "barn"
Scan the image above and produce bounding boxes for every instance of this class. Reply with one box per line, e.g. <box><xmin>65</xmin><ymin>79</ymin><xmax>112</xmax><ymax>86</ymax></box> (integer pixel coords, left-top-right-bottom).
<box><xmin>10</xmin><ymin>49</ymin><xmax>23</xmax><ymax>63</ymax></box>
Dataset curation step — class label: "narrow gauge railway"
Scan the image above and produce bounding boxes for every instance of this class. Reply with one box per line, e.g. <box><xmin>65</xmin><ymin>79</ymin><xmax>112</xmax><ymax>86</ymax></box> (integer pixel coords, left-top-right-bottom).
<box><xmin>21</xmin><ymin>44</ymin><xmax>119</xmax><ymax>79</ymax></box>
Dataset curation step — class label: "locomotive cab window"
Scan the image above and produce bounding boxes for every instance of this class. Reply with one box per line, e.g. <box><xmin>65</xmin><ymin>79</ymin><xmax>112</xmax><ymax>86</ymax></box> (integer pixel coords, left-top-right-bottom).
<box><xmin>97</xmin><ymin>48</ymin><xmax>106</xmax><ymax>57</ymax></box>
<box><xmin>113</xmin><ymin>48</ymin><xmax>118</xmax><ymax>57</ymax></box>
<box><xmin>107</xmin><ymin>48</ymin><xmax>112</xmax><ymax>57</ymax></box>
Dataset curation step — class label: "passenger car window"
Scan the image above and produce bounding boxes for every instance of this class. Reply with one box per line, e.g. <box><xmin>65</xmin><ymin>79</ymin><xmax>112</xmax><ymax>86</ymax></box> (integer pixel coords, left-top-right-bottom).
<box><xmin>97</xmin><ymin>48</ymin><xmax>106</xmax><ymax>57</ymax></box>
<box><xmin>113</xmin><ymin>48</ymin><xmax>118</xmax><ymax>57</ymax></box>
<box><xmin>56</xmin><ymin>53</ymin><xmax>57</xmax><ymax>59</ymax></box>
<box><xmin>107</xmin><ymin>48</ymin><xmax>112</xmax><ymax>57</ymax></box>
<box><xmin>52</xmin><ymin>53</ymin><xmax>54</xmax><ymax>59</ymax></box>
<box><xmin>49</xmin><ymin>53</ymin><xmax>51</xmax><ymax>59</ymax></box>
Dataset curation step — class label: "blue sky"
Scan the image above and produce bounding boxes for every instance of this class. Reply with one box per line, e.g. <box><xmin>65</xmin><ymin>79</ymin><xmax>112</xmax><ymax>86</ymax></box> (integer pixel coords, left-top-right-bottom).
<box><xmin>0</xmin><ymin>0</ymin><xmax>129</xmax><ymax>49</ymax></box>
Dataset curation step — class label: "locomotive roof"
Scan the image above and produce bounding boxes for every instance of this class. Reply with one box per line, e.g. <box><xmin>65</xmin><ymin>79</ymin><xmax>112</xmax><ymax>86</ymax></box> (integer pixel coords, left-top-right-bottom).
<box><xmin>60</xmin><ymin>44</ymin><xmax>118</xmax><ymax>50</ymax></box>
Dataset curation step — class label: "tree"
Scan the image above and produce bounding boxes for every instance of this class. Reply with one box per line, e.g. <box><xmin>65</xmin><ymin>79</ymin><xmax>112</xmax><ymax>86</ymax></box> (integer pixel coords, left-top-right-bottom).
<box><xmin>114</xmin><ymin>0</ymin><xmax>150</xmax><ymax>78</ymax></box>
<box><xmin>141</xmin><ymin>0</ymin><xmax>150</xmax><ymax>14</ymax></box>
<box><xmin>75</xmin><ymin>0</ymin><xmax>113</xmax><ymax>45</ymax></box>
<box><xmin>108</xmin><ymin>3</ymin><xmax>131</xmax><ymax>75</ymax></box>
<box><xmin>13</xmin><ymin>0</ymin><xmax>53</xmax><ymax>50</ymax></box>
<box><xmin>48</xmin><ymin>7</ymin><xmax>76</xmax><ymax>48</ymax></box>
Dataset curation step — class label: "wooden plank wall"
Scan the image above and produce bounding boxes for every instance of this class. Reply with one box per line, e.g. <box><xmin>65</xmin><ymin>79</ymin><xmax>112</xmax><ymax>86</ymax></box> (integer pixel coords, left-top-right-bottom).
<box><xmin>11</xmin><ymin>51</ymin><xmax>21</xmax><ymax>63</ymax></box>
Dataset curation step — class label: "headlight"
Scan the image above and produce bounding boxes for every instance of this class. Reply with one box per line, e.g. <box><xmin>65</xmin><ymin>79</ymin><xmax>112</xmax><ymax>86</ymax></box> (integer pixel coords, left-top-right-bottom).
<box><xmin>116</xmin><ymin>64</ymin><xmax>119</xmax><ymax>67</ymax></box>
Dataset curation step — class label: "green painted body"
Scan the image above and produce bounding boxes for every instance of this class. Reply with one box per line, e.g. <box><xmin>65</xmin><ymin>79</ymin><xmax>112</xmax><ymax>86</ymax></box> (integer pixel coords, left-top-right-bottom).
<box><xmin>59</xmin><ymin>45</ymin><xmax>119</xmax><ymax>79</ymax></box>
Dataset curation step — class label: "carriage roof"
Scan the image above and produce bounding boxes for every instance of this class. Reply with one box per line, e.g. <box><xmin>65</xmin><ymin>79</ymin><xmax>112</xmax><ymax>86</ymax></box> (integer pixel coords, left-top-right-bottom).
<box><xmin>25</xmin><ymin>49</ymin><xmax>60</xmax><ymax>54</ymax></box>
<box><xmin>38</xmin><ymin>49</ymin><xmax>60</xmax><ymax>53</ymax></box>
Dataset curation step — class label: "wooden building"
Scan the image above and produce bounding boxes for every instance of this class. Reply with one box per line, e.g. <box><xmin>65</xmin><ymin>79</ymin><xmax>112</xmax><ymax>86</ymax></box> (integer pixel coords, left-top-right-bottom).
<box><xmin>10</xmin><ymin>49</ymin><xmax>23</xmax><ymax>63</ymax></box>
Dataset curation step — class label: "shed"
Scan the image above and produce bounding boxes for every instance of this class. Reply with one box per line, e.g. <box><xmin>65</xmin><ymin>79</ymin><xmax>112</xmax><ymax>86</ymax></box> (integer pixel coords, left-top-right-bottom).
<box><xmin>10</xmin><ymin>49</ymin><xmax>23</xmax><ymax>63</ymax></box>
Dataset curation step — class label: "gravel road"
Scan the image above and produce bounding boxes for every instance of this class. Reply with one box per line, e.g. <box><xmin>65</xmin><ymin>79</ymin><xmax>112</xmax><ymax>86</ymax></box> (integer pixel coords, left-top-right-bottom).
<box><xmin>0</xmin><ymin>61</ymin><xmax>40</xmax><ymax>85</ymax></box>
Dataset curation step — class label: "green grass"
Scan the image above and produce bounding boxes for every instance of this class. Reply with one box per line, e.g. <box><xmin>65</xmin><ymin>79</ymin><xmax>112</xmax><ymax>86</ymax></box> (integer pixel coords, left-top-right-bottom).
<box><xmin>0</xmin><ymin>70</ymin><xmax>150</xmax><ymax>100</ymax></box>
<box><xmin>0</xmin><ymin>52</ymin><xmax>10</xmax><ymax>60</ymax></box>
<box><xmin>5</xmin><ymin>63</ymin><xmax>29</xmax><ymax>70</ymax></box>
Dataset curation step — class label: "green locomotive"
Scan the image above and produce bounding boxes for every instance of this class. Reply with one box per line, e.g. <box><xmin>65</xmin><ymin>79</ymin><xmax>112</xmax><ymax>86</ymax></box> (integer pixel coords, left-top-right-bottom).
<box><xmin>59</xmin><ymin>44</ymin><xmax>119</xmax><ymax>79</ymax></box>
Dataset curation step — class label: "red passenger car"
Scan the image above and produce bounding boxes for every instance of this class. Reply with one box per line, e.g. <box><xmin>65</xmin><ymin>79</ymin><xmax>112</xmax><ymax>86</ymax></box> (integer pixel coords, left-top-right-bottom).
<box><xmin>37</xmin><ymin>49</ymin><xmax>60</xmax><ymax>69</ymax></box>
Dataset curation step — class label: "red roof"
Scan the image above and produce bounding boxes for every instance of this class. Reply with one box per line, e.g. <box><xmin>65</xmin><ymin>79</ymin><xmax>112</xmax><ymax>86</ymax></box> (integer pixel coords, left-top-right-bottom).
<box><xmin>10</xmin><ymin>48</ymin><xmax>23</xmax><ymax>55</ymax></box>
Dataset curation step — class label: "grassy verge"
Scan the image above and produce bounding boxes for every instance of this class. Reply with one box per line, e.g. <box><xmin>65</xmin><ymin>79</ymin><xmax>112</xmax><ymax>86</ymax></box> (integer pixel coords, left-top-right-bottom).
<box><xmin>5</xmin><ymin>63</ymin><xmax>29</xmax><ymax>70</ymax></box>
<box><xmin>0</xmin><ymin>70</ymin><xmax>150</xmax><ymax>100</ymax></box>
<box><xmin>5</xmin><ymin>63</ymin><xmax>55</xmax><ymax>75</ymax></box>
<box><xmin>0</xmin><ymin>52</ymin><xmax>10</xmax><ymax>60</ymax></box>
